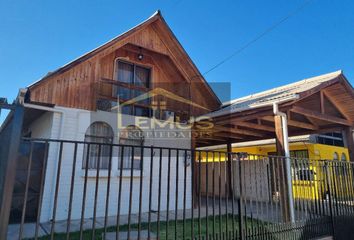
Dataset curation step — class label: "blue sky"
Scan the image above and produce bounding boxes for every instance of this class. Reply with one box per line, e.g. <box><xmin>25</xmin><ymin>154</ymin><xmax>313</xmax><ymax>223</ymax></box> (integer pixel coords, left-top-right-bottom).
<box><xmin>0</xmin><ymin>0</ymin><xmax>353</xmax><ymax>111</ymax></box>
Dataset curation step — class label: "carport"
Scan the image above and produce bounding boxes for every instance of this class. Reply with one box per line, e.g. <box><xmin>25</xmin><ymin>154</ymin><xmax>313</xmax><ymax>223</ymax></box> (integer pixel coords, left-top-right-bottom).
<box><xmin>194</xmin><ymin>70</ymin><xmax>354</xmax><ymax>223</ymax></box>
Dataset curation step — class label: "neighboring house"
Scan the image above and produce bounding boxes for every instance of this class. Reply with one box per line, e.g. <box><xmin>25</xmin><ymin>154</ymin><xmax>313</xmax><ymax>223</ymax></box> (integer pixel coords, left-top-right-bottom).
<box><xmin>200</xmin><ymin>133</ymin><xmax>350</xmax><ymax>161</ymax></box>
<box><xmin>228</xmin><ymin>133</ymin><xmax>350</xmax><ymax>161</ymax></box>
<box><xmin>8</xmin><ymin>11</ymin><xmax>221</xmax><ymax>223</ymax></box>
<box><xmin>196</xmin><ymin>73</ymin><xmax>354</xmax><ymax>205</ymax></box>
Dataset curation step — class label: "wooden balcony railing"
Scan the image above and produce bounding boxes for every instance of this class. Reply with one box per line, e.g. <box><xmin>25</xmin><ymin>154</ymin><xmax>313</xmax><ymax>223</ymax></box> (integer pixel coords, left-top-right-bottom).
<box><xmin>96</xmin><ymin>78</ymin><xmax>151</xmax><ymax>112</ymax></box>
<box><xmin>95</xmin><ymin>78</ymin><xmax>190</xmax><ymax>122</ymax></box>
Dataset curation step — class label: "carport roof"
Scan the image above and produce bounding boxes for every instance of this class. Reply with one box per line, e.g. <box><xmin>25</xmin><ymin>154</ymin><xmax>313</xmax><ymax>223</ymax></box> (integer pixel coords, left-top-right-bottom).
<box><xmin>208</xmin><ymin>70</ymin><xmax>344</xmax><ymax>118</ymax></box>
<box><xmin>196</xmin><ymin>70</ymin><xmax>354</xmax><ymax>147</ymax></box>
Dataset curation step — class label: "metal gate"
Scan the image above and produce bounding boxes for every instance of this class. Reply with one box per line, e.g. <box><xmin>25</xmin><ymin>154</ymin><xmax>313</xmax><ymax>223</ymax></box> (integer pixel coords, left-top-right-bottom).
<box><xmin>9</xmin><ymin>141</ymin><xmax>47</xmax><ymax>224</ymax></box>
<box><xmin>0</xmin><ymin>101</ymin><xmax>24</xmax><ymax>239</ymax></box>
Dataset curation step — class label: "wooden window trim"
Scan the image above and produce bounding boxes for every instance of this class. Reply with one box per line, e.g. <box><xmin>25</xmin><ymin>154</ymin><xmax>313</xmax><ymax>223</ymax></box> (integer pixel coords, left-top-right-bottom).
<box><xmin>101</xmin><ymin>78</ymin><xmax>150</xmax><ymax>93</ymax></box>
<box><xmin>112</xmin><ymin>58</ymin><xmax>153</xmax><ymax>116</ymax></box>
<box><xmin>113</xmin><ymin>58</ymin><xmax>153</xmax><ymax>88</ymax></box>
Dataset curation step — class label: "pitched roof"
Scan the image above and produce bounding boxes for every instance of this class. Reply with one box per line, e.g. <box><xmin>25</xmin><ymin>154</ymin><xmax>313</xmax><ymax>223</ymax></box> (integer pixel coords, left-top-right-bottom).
<box><xmin>27</xmin><ymin>11</ymin><xmax>221</xmax><ymax>105</ymax></box>
<box><xmin>28</xmin><ymin>11</ymin><xmax>161</xmax><ymax>88</ymax></box>
<box><xmin>208</xmin><ymin>70</ymin><xmax>344</xmax><ymax>118</ymax></box>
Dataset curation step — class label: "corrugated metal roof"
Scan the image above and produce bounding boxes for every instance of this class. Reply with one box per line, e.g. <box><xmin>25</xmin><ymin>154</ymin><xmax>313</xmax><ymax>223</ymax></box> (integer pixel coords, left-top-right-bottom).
<box><xmin>207</xmin><ymin>70</ymin><xmax>343</xmax><ymax>118</ymax></box>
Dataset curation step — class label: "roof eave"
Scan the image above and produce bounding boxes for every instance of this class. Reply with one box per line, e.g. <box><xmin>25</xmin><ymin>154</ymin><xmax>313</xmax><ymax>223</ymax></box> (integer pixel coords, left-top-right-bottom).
<box><xmin>27</xmin><ymin>10</ymin><xmax>221</xmax><ymax>107</ymax></box>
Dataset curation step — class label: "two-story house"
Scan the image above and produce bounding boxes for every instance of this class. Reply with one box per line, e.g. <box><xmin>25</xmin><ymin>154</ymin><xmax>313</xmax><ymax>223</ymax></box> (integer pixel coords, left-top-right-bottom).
<box><xmin>9</xmin><ymin>11</ymin><xmax>221</xmax><ymax>224</ymax></box>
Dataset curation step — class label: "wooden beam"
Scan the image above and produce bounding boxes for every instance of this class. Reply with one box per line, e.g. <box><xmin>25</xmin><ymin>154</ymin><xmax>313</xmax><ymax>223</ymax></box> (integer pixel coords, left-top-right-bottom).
<box><xmin>204</xmin><ymin>128</ymin><xmax>246</xmax><ymax>139</ymax></box>
<box><xmin>234</xmin><ymin>121</ymin><xmax>275</xmax><ymax>132</ymax></box>
<box><xmin>320</xmin><ymin>90</ymin><xmax>325</xmax><ymax>114</ymax></box>
<box><xmin>191</xmin><ymin>125</ymin><xmax>198</xmax><ymax>208</ymax></box>
<box><xmin>288</xmin><ymin>109</ymin><xmax>319</xmax><ymax>128</ymax></box>
<box><xmin>287</xmin><ymin>119</ymin><xmax>317</xmax><ymax>130</ymax></box>
<box><xmin>274</xmin><ymin>116</ymin><xmax>285</xmax><ymax>156</ymax></box>
<box><xmin>322</xmin><ymin>89</ymin><xmax>352</xmax><ymax>121</ymax></box>
<box><xmin>344</xmin><ymin>127</ymin><xmax>354</xmax><ymax>162</ymax></box>
<box><xmin>227</xmin><ymin>142</ymin><xmax>233</xmax><ymax>195</ymax></box>
<box><xmin>198</xmin><ymin>136</ymin><xmax>230</xmax><ymax>142</ymax></box>
<box><xmin>195</xmin><ymin>130</ymin><xmax>232</xmax><ymax>142</ymax></box>
<box><xmin>211</xmin><ymin>109</ymin><xmax>274</xmax><ymax>125</ymax></box>
<box><xmin>304</xmin><ymin>116</ymin><xmax>318</xmax><ymax>127</ymax></box>
<box><xmin>212</xmin><ymin>133</ymin><xmax>243</xmax><ymax>140</ymax></box>
<box><xmin>213</xmin><ymin>125</ymin><xmax>265</xmax><ymax>137</ymax></box>
<box><xmin>273</xmin><ymin>115</ymin><xmax>291</xmax><ymax>222</ymax></box>
<box><xmin>262</xmin><ymin>116</ymin><xmax>317</xmax><ymax>130</ymax></box>
<box><xmin>291</xmin><ymin>106</ymin><xmax>353</xmax><ymax>126</ymax></box>
<box><xmin>195</xmin><ymin>140</ymin><xmax>214</xmax><ymax>145</ymax></box>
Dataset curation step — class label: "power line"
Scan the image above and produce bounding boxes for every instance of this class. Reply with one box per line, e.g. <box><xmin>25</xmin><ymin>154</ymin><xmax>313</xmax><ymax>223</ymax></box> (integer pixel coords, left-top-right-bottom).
<box><xmin>202</xmin><ymin>0</ymin><xmax>315</xmax><ymax>76</ymax></box>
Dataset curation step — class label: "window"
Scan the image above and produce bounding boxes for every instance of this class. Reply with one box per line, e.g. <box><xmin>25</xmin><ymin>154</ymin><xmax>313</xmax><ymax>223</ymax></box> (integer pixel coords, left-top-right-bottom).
<box><xmin>119</xmin><ymin>125</ymin><xmax>144</xmax><ymax>170</ymax></box>
<box><xmin>333</xmin><ymin>152</ymin><xmax>342</xmax><ymax>175</ymax></box>
<box><xmin>83</xmin><ymin>122</ymin><xmax>114</xmax><ymax>170</ymax></box>
<box><xmin>338</xmin><ymin>153</ymin><xmax>348</xmax><ymax>175</ymax></box>
<box><xmin>290</xmin><ymin>150</ymin><xmax>309</xmax><ymax>159</ymax></box>
<box><xmin>295</xmin><ymin>169</ymin><xmax>315</xmax><ymax>181</ymax></box>
<box><xmin>114</xmin><ymin>60</ymin><xmax>151</xmax><ymax>117</ymax></box>
<box><xmin>316</xmin><ymin>133</ymin><xmax>344</xmax><ymax>147</ymax></box>
<box><xmin>154</xmin><ymin>109</ymin><xmax>175</xmax><ymax>121</ymax></box>
<box><xmin>341</xmin><ymin>153</ymin><xmax>347</xmax><ymax>162</ymax></box>
<box><xmin>268</xmin><ymin>150</ymin><xmax>309</xmax><ymax>159</ymax></box>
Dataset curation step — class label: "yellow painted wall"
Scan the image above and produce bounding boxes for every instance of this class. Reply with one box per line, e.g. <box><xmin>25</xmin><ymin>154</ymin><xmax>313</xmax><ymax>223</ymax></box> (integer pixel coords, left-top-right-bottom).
<box><xmin>230</xmin><ymin>143</ymin><xmax>349</xmax><ymax>161</ymax></box>
<box><xmin>199</xmin><ymin>142</ymin><xmax>349</xmax><ymax>163</ymax></box>
<box><xmin>199</xmin><ymin>143</ymin><xmax>351</xmax><ymax>200</ymax></box>
<box><xmin>311</xmin><ymin>144</ymin><xmax>349</xmax><ymax>161</ymax></box>
<box><xmin>231</xmin><ymin>143</ymin><xmax>350</xmax><ymax>200</ymax></box>
<box><xmin>231</xmin><ymin>143</ymin><xmax>314</xmax><ymax>157</ymax></box>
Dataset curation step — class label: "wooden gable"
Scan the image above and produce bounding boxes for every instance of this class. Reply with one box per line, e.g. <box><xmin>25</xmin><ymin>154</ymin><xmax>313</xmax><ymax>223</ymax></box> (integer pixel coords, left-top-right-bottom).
<box><xmin>28</xmin><ymin>11</ymin><xmax>221</xmax><ymax>116</ymax></box>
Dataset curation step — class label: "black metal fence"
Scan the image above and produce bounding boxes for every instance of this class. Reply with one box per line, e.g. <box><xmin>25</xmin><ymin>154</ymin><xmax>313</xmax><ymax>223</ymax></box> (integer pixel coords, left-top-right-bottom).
<box><xmin>3</xmin><ymin>138</ymin><xmax>354</xmax><ymax>240</ymax></box>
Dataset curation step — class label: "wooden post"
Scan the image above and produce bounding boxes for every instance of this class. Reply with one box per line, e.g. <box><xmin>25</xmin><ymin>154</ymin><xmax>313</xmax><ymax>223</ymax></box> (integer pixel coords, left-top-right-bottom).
<box><xmin>191</xmin><ymin>125</ymin><xmax>198</xmax><ymax>208</ymax></box>
<box><xmin>227</xmin><ymin>142</ymin><xmax>233</xmax><ymax>196</ymax></box>
<box><xmin>274</xmin><ymin>115</ymin><xmax>291</xmax><ymax>222</ymax></box>
<box><xmin>275</xmin><ymin>115</ymin><xmax>285</xmax><ymax>156</ymax></box>
<box><xmin>344</xmin><ymin>127</ymin><xmax>354</xmax><ymax>162</ymax></box>
<box><xmin>269</xmin><ymin>116</ymin><xmax>284</xmax><ymax>195</ymax></box>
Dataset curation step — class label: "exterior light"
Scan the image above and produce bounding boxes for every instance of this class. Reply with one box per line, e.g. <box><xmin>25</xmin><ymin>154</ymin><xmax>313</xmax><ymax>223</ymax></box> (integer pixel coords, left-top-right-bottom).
<box><xmin>138</xmin><ymin>53</ymin><xmax>143</xmax><ymax>60</ymax></box>
<box><xmin>138</xmin><ymin>47</ymin><xmax>143</xmax><ymax>60</ymax></box>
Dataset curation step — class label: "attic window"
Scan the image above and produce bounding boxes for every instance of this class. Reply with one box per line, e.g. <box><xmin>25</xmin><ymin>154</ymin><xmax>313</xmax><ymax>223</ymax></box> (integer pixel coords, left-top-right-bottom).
<box><xmin>115</xmin><ymin>61</ymin><xmax>150</xmax><ymax>88</ymax></box>
<box><xmin>114</xmin><ymin>60</ymin><xmax>151</xmax><ymax>117</ymax></box>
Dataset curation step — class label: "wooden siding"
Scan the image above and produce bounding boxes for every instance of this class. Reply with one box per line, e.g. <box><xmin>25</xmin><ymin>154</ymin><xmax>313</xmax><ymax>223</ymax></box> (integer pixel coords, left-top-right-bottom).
<box><xmin>29</xmin><ymin>15</ymin><xmax>220</xmax><ymax>116</ymax></box>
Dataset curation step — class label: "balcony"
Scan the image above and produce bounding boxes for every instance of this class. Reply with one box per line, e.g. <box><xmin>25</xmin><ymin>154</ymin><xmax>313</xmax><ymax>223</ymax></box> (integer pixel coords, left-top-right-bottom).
<box><xmin>95</xmin><ymin>78</ymin><xmax>190</xmax><ymax>122</ymax></box>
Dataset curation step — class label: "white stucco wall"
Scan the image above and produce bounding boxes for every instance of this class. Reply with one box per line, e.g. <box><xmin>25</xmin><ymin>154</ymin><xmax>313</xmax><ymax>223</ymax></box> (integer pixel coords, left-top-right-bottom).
<box><xmin>28</xmin><ymin>111</ymin><xmax>53</xmax><ymax>139</ymax></box>
<box><xmin>28</xmin><ymin>106</ymin><xmax>192</xmax><ymax>223</ymax></box>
